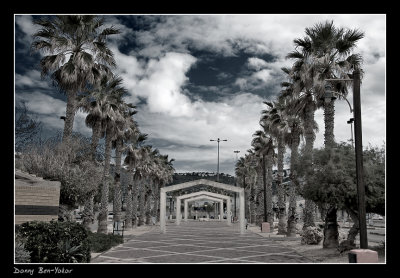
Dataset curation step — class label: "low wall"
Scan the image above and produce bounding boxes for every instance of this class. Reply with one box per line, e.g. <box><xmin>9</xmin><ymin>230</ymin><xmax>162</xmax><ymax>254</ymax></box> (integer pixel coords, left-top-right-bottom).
<box><xmin>15</xmin><ymin>170</ymin><xmax>61</xmax><ymax>225</ymax></box>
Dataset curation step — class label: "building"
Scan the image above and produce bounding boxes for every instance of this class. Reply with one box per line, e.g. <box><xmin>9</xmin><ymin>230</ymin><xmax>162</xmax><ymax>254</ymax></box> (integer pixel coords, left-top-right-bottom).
<box><xmin>15</xmin><ymin>169</ymin><xmax>61</xmax><ymax>225</ymax></box>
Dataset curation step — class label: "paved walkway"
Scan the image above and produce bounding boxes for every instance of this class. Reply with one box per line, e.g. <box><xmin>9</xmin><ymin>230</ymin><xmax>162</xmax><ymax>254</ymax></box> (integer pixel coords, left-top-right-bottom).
<box><xmin>91</xmin><ymin>220</ymin><xmax>313</xmax><ymax>264</ymax></box>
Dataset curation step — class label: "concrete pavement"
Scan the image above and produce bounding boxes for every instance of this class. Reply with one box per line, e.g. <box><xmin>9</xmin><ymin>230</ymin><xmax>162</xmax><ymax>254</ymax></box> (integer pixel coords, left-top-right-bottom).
<box><xmin>91</xmin><ymin>220</ymin><xmax>313</xmax><ymax>264</ymax></box>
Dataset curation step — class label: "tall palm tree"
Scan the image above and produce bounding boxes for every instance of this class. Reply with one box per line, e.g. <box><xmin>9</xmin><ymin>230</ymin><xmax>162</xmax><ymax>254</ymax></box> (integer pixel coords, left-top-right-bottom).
<box><xmin>112</xmin><ymin>104</ymin><xmax>138</xmax><ymax>224</ymax></box>
<box><xmin>260</xmin><ymin>99</ymin><xmax>291</xmax><ymax>235</ymax></box>
<box><xmin>285</xmin><ymin>52</ymin><xmax>320</xmax><ymax>230</ymax></box>
<box><xmin>278</xmin><ymin>70</ymin><xmax>308</xmax><ymax>237</ymax></box>
<box><xmin>31</xmin><ymin>15</ymin><xmax>120</xmax><ymax>142</ymax></box>
<box><xmin>78</xmin><ymin>86</ymin><xmax>107</xmax><ymax>230</ymax></box>
<box><xmin>89</xmin><ymin>76</ymin><xmax>127</xmax><ymax>234</ymax></box>
<box><xmin>290</xmin><ymin>21</ymin><xmax>364</xmax><ymax>247</ymax></box>
<box><xmin>123</xmin><ymin>133</ymin><xmax>148</xmax><ymax>228</ymax></box>
<box><xmin>252</xmin><ymin>130</ymin><xmax>275</xmax><ymax>229</ymax></box>
<box><xmin>305</xmin><ymin>21</ymin><xmax>364</xmax><ymax>148</ymax></box>
<box><xmin>153</xmin><ymin>154</ymin><xmax>175</xmax><ymax>222</ymax></box>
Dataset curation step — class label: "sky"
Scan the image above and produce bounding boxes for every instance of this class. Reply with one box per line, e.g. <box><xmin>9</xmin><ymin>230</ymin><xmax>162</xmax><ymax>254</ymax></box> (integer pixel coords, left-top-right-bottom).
<box><xmin>14</xmin><ymin>14</ymin><xmax>386</xmax><ymax>176</ymax></box>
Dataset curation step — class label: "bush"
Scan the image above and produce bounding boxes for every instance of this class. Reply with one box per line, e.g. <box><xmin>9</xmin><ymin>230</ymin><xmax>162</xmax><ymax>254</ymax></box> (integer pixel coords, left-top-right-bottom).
<box><xmin>17</xmin><ymin>220</ymin><xmax>91</xmax><ymax>263</ymax></box>
<box><xmin>87</xmin><ymin>231</ymin><xmax>123</xmax><ymax>253</ymax></box>
<box><xmin>15</xmin><ymin>241</ymin><xmax>31</xmax><ymax>263</ymax></box>
<box><xmin>300</xmin><ymin>226</ymin><xmax>323</xmax><ymax>245</ymax></box>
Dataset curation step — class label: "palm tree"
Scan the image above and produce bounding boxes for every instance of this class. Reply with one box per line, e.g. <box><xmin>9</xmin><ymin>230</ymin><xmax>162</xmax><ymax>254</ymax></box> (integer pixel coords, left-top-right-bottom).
<box><xmin>260</xmin><ymin>99</ymin><xmax>292</xmax><ymax>235</ymax></box>
<box><xmin>235</xmin><ymin>152</ymin><xmax>257</xmax><ymax>223</ymax></box>
<box><xmin>31</xmin><ymin>15</ymin><xmax>120</xmax><ymax>142</ymax></box>
<box><xmin>113</xmin><ymin>106</ymin><xmax>138</xmax><ymax>225</ymax></box>
<box><xmin>251</xmin><ymin>130</ymin><xmax>275</xmax><ymax>229</ymax></box>
<box><xmin>284</xmin><ymin>52</ymin><xmax>320</xmax><ymax>230</ymax></box>
<box><xmin>123</xmin><ymin>133</ymin><xmax>148</xmax><ymax>228</ymax></box>
<box><xmin>290</xmin><ymin>21</ymin><xmax>364</xmax><ymax>247</ymax></box>
<box><xmin>153</xmin><ymin>154</ymin><xmax>175</xmax><ymax>222</ymax></box>
<box><xmin>89</xmin><ymin>76</ymin><xmax>127</xmax><ymax>234</ymax></box>
<box><xmin>305</xmin><ymin>21</ymin><xmax>364</xmax><ymax>148</ymax></box>
<box><xmin>278</xmin><ymin>70</ymin><xmax>308</xmax><ymax>237</ymax></box>
<box><xmin>78</xmin><ymin>87</ymin><xmax>106</xmax><ymax>230</ymax></box>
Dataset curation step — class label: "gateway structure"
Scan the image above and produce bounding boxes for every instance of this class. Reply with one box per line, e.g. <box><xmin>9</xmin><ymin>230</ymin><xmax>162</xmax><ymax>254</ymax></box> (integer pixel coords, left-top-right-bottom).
<box><xmin>183</xmin><ymin>194</ymin><xmax>225</xmax><ymax>222</ymax></box>
<box><xmin>160</xmin><ymin>179</ymin><xmax>245</xmax><ymax>234</ymax></box>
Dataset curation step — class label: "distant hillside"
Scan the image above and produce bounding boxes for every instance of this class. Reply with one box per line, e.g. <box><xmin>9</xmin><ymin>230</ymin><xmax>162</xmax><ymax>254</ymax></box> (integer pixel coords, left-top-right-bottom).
<box><xmin>169</xmin><ymin>172</ymin><xmax>236</xmax><ymax>186</ymax></box>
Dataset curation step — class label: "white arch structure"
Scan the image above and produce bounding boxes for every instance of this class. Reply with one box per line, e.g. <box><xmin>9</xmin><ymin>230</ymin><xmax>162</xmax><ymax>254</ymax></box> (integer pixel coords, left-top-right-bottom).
<box><xmin>160</xmin><ymin>179</ymin><xmax>245</xmax><ymax>234</ymax></box>
<box><xmin>176</xmin><ymin>191</ymin><xmax>231</xmax><ymax>226</ymax></box>
<box><xmin>183</xmin><ymin>195</ymin><xmax>225</xmax><ymax>223</ymax></box>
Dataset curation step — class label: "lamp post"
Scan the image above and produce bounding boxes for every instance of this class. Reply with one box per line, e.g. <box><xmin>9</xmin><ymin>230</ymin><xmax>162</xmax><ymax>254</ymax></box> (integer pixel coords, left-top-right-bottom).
<box><xmin>323</xmin><ymin>69</ymin><xmax>368</xmax><ymax>249</ymax></box>
<box><xmin>210</xmin><ymin>138</ymin><xmax>228</xmax><ymax>182</ymax></box>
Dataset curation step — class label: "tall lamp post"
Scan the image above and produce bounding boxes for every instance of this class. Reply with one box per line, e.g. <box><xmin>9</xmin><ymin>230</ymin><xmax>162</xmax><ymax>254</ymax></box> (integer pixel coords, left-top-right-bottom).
<box><xmin>210</xmin><ymin>138</ymin><xmax>228</xmax><ymax>182</ymax></box>
<box><xmin>323</xmin><ymin>69</ymin><xmax>368</xmax><ymax>249</ymax></box>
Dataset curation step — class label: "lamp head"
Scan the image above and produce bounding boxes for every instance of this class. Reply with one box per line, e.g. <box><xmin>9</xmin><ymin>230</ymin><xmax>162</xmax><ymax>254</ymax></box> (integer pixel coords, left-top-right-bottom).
<box><xmin>322</xmin><ymin>83</ymin><xmax>337</xmax><ymax>104</ymax></box>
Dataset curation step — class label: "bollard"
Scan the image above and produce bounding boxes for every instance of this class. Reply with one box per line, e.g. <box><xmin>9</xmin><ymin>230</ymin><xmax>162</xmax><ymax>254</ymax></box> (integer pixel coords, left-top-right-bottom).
<box><xmin>261</xmin><ymin>222</ymin><xmax>270</xmax><ymax>233</ymax></box>
<box><xmin>348</xmin><ymin>249</ymin><xmax>378</xmax><ymax>263</ymax></box>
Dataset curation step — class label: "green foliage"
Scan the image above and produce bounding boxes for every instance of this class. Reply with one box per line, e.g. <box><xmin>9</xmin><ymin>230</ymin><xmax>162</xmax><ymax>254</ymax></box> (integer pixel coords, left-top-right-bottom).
<box><xmin>14</xmin><ymin>240</ymin><xmax>31</xmax><ymax>263</ymax></box>
<box><xmin>20</xmin><ymin>132</ymin><xmax>103</xmax><ymax>208</ymax></box>
<box><xmin>296</xmin><ymin>142</ymin><xmax>385</xmax><ymax>215</ymax></box>
<box><xmin>87</xmin><ymin>231</ymin><xmax>123</xmax><ymax>253</ymax></box>
<box><xmin>16</xmin><ymin>220</ymin><xmax>91</xmax><ymax>263</ymax></box>
<box><xmin>300</xmin><ymin>226</ymin><xmax>323</xmax><ymax>245</ymax></box>
<box><xmin>170</xmin><ymin>172</ymin><xmax>235</xmax><ymax>185</ymax></box>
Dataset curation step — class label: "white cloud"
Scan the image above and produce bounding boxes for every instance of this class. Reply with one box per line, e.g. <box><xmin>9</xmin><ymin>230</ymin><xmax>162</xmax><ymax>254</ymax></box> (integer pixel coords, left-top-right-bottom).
<box><xmin>15</xmin><ymin>14</ymin><xmax>386</xmax><ymax>175</ymax></box>
<box><xmin>247</xmin><ymin>57</ymin><xmax>269</xmax><ymax>71</ymax></box>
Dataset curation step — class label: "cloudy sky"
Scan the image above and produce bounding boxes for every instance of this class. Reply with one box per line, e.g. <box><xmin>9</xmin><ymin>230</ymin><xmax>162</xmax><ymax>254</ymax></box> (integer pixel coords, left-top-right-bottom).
<box><xmin>14</xmin><ymin>14</ymin><xmax>386</xmax><ymax>175</ymax></box>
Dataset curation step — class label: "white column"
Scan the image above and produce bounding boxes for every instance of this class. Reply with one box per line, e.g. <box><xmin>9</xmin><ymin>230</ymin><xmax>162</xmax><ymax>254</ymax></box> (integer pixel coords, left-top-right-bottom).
<box><xmin>176</xmin><ymin>198</ymin><xmax>181</xmax><ymax>225</ymax></box>
<box><xmin>184</xmin><ymin>200</ymin><xmax>188</xmax><ymax>221</ymax></box>
<box><xmin>219</xmin><ymin>201</ymin><xmax>223</xmax><ymax>221</ymax></box>
<box><xmin>239</xmin><ymin>190</ymin><xmax>245</xmax><ymax>234</ymax></box>
<box><xmin>227</xmin><ymin>197</ymin><xmax>231</xmax><ymax>226</ymax></box>
<box><xmin>160</xmin><ymin>189</ymin><xmax>166</xmax><ymax>233</ymax></box>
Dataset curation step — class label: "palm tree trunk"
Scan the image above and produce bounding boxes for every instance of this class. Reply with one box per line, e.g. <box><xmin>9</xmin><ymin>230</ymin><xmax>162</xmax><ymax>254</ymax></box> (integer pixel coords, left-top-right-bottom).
<box><xmin>277</xmin><ymin>137</ymin><xmax>287</xmax><ymax>235</ymax></box>
<box><xmin>82</xmin><ymin>195</ymin><xmax>94</xmax><ymax>230</ymax></box>
<box><xmin>346</xmin><ymin>208</ymin><xmax>360</xmax><ymax>246</ymax></box>
<box><xmin>303</xmin><ymin>97</ymin><xmax>316</xmax><ymax>230</ymax></box>
<box><xmin>322</xmin><ymin>205</ymin><xmax>339</xmax><ymax>248</ymax></box>
<box><xmin>82</xmin><ymin>122</ymin><xmax>101</xmax><ymax>229</ymax></box>
<box><xmin>155</xmin><ymin>183</ymin><xmax>162</xmax><ymax>222</ymax></box>
<box><xmin>145</xmin><ymin>188</ymin><xmax>152</xmax><ymax>225</ymax></box>
<box><xmin>125</xmin><ymin>184</ymin><xmax>133</xmax><ymax>230</ymax></box>
<box><xmin>113</xmin><ymin>138</ymin><xmax>123</xmax><ymax>223</ymax></box>
<box><xmin>132</xmin><ymin>176</ymin><xmax>139</xmax><ymax>227</ymax></box>
<box><xmin>287</xmin><ymin>128</ymin><xmax>300</xmax><ymax>237</ymax></box>
<box><xmin>266</xmin><ymin>153</ymin><xmax>274</xmax><ymax>231</ymax></box>
<box><xmin>250</xmin><ymin>178</ymin><xmax>256</xmax><ymax>224</ymax></box>
<box><xmin>62</xmin><ymin>90</ymin><xmax>78</xmax><ymax>142</ymax></box>
<box><xmin>97</xmin><ymin>125</ymin><xmax>113</xmax><ymax>234</ymax></box>
<box><xmin>138</xmin><ymin>179</ymin><xmax>146</xmax><ymax>226</ymax></box>
<box><xmin>324</xmin><ymin>100</ymin><xmax>336</xmax><ymax>148</ymax></box>
<box><xmin>91</xmin><ymin>120</ymin><xmax>102</xmax><ymax>161</ymax></box>
<box><xmin>262</xmin><ymin>155</ymin><xmax>268</xmax><ymax>224</ymax></box>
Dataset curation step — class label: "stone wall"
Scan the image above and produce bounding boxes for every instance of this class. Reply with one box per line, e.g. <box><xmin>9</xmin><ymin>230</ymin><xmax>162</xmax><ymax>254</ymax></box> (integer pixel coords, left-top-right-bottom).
<box><xmin>15</xmin><ymin>170</ymin><xmax>61</xmax><ymax>225</ymax></box>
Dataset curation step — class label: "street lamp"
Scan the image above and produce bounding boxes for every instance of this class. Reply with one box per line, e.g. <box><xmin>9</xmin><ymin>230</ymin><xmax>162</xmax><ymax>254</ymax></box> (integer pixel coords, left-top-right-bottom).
<box><xmin>322</xmin><ymin>69</ymin><xmax>368</xmax><ymax>249</ymax></box>
<box><xmin>347</xmin><ymin>118</ymin><xmax>355</xmax><ymax>147</ymax></box>
<box><xmin>210</xmin><ymin>138</ymin><xmax>228</xmax><ymax>182</ymax></box>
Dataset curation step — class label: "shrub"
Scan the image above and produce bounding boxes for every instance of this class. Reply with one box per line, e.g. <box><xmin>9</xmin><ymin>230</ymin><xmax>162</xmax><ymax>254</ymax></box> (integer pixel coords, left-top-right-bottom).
<box><xmin>17</xmin><ymin>220</ymin><xmax>91</xmax><ymax>263</ymax></box>
<box><xmin>87</xmin><ymin>231</ymin><xmax>123</xmax><ymax>253</ymax></box>
<box><xmin>300</xmin><ymin>226</ymin><xmax>323</xmax><ymax>245</ymax></box>
<box><xmin>15</xmin><ymin>241</ymin><xmax>31</xmax><ymax>263</ymax></box>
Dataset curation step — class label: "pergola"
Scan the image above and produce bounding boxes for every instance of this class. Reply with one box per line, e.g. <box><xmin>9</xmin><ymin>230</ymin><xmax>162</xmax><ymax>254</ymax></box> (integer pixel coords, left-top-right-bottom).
<box><xmin>160</xmin><ymin>179</ymin><xmax>245</xmax><ymax>234</ymax></box>
<box><xmin>183</xmin><ymin>194</ymin><xmax>225</xmax><ymax>222</ymax></box>
<box><xmin>176</xmin><ymin>191</ymin><xmax>231</xmax><ymax>226</ymax></box>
